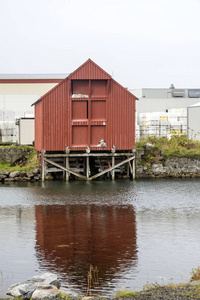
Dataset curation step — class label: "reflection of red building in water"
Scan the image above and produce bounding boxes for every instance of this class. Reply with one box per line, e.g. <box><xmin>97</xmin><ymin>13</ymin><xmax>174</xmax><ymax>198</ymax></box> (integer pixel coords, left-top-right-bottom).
<box><xmin>35</xmin><ymin>205</ymin><xmax>137</xmax><ymax>293</ymax></box>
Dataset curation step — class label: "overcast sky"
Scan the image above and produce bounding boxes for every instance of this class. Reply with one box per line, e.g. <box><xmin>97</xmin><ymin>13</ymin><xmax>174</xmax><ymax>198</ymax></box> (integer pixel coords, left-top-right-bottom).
<box><xmin>1</xmin><ymin>0</ymin><xmax>200</xmax><ymax>88</ymax></box>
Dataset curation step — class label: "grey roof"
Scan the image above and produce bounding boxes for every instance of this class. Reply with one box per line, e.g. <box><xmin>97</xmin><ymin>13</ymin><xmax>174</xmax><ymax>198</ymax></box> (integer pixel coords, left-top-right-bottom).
<box><xmin>0</xmin><ymin>73</ymin><xmax>69</xmax><ymax>79</ymax></box>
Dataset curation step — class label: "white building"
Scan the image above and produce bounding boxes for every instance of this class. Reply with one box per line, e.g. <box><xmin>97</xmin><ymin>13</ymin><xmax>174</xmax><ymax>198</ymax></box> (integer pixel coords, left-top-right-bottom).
<box><xmin>187</xmin><ymin>102</ymin><xmax>200</xmax><ymax>141</ymax></box>
<box><xmin>0</xmin><ymin>74</ymin><xmax>67</xmax><ymax>143</ymax></box>
<box><xmin>129</xmin><ymin>85</ymin><xmax>200</xmax><ymax>140</ymax></box>
<box><xmin>129</xmin><ymin>85</ymin><xmax>200</xmax><ymax>123</ymax></box>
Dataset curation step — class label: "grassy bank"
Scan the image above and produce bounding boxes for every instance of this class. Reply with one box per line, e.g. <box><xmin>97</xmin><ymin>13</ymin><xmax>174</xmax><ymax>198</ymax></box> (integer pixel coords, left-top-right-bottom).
<box><xmin>114</xmin><ymin>284</ymin><xmax>200</xmax><ymax>299</ymax></box>
<box><xmin>0</xmin><ymin>145</ymin><xmax>38</xmax><ymax>172</ymax></box>
<box><xmin>114</xmin><ymin>267</ymin><xmax>200</xmax><ymax>299</ymax></box>
<box><xmin>136</xmin><ymin>134</ymin><xmax>200</xmax><ymax>160</ymax></box>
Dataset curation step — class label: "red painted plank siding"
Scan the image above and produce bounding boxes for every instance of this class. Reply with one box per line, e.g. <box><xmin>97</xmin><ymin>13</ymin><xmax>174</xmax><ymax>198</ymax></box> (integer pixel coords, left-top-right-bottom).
<box><xmin>69</xmin><ymin>59</ymin><xmax>111</xmax><ymax>80</ymax></box>
<box><xmin>34</xmin><ymin>101</ymin><xmax>43</xmax><ymax>151</ymax></box>
<box><xmin>34</xmin><ymin>59</ymin><xmax>137</xmax><ymax>152</ymax></box>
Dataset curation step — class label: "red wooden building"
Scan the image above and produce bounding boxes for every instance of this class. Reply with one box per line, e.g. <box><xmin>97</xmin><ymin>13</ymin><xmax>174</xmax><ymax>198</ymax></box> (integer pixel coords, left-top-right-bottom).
<box><xmin>32</xmin><ymin>59</ymin><xmax>138</xmax><ymax>181</ymax></box>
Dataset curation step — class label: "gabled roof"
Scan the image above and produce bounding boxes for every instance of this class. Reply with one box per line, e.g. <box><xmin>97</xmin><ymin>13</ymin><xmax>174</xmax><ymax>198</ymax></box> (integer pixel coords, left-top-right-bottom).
<box><xmin>68</xmin><ymin>58</ymin><xmax>111</xmax><ymax>80</ymax></box>
<box><xmin>32</xmin><ymin>59</ymin><xmax>138</xmax><ymax>106</ymax></box>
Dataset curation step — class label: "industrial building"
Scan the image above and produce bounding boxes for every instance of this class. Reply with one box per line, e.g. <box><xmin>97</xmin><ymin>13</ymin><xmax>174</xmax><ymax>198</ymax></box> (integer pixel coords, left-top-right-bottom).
<box><xmin>130</xmin><ymin>85</ymin><xmax>200</xmax><ymax>118</ymax></box>
<box><xmin>129</xmin><ymin>85</ymin><xmax>200</xmax><ymax>140</ymax></box>
<box><xmin>32</xmin><ymin>59</ymin><xmax>137</xmax><ymax>181</ymax></box>
<box><xmin>0</xmin><ymin>74</ymin><xmax>67</xmax><ymax>143</ymax></box>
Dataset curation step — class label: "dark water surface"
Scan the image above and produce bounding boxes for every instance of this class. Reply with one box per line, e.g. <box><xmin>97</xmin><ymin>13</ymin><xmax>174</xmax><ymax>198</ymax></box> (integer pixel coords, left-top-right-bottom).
<box><xmin>0</xmin><ymin>179</ymin><xmax>200</xmax><ymax>296</ymax></box>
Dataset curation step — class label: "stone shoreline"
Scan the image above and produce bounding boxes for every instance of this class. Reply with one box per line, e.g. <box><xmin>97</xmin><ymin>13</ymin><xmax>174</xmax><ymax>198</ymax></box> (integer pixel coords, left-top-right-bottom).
<box><xmin>2</xmin><ymin>284</ymin><xmax>200</xmax><ymax>300</ymax></box>
<box><xmin>0</xmin><ymin>272</ymin><xmax>200</xmax><ymax>300</ymax></box>
<box><xmin>0</xmin><ymin>169</ymin><xmax>41</xmax><ymax>183</ymax></box>
<box><xmin>4</xmin><ymin>271</ymin><xmax>200</xmax><ymax>300</ymax></box>
<box><xmin>1</xmin><ymin>157</ymin><xmax>200</xmax><ymax>183</ymax></box>
<box><xmin>136</xmin><ymin>155</ymin><xmax>200</xmax><ymax>179</ymax></box>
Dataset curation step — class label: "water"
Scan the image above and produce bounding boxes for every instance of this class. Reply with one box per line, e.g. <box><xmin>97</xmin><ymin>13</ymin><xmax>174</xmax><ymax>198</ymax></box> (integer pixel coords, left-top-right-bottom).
<box><xmin>1</xmin><ymin>179</ymin><xmax>200</xmax><ymax>296</ymax></box>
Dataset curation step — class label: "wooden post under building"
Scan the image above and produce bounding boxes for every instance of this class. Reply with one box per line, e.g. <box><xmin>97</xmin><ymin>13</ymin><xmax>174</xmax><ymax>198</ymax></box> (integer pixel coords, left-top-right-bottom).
<box><xmin>41</xmin><ymin>150</ymin><xmax>135</xmax><ymax>181</ymax></box>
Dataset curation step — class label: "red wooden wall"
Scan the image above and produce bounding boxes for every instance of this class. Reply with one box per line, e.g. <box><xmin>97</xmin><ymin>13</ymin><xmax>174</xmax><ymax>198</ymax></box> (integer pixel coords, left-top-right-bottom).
<box><xmin>33</xmin><ymin>59</ymin><xmax>137</xmax><ymax>152</ymax></box>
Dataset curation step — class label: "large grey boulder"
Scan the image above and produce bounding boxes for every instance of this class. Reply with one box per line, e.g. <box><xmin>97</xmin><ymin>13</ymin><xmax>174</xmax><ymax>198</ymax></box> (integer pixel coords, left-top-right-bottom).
<box><xmin>7</xmin><ymin>282</ymin><xmax>38</xmax><ymax>299</ymax></box>
<box><xmin>9</xmin><ymin>171</ymin><xmax>20</xmax><ymax>178</ymax></box>
<box><xmin>31</xmin><ymin>283</ymin><xmax>59</xmax><ymax>300</ymax></box>
<box><xmin>7</xmin><ymin>273</ymin><xmax>60</xmax><ymax>299</ymax></box>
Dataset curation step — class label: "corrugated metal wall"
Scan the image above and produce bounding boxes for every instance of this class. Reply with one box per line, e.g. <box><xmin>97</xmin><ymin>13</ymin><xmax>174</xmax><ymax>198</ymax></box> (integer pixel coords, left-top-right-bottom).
<box><xmin>34</xmin><ymin>59</ymin><xmax>136</xmax><ymax>152</ymax></box>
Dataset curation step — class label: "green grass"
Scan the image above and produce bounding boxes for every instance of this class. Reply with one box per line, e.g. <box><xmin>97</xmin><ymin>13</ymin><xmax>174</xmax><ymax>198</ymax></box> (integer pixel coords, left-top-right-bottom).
<box><xmin>136</xmin><ymin>135</ymin><xmax>200</xmax><ymax>159</ymax></box>
<box><xmin>115</xmin><ymin>290</ymin><xmax>140</xmax><ymax>297</ymax></box>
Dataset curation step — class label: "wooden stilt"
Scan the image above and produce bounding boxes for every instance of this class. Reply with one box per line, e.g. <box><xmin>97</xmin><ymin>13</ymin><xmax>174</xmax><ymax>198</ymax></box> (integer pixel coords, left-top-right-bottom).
<box><xmin>65</xmin><ymin>156</ymin><xmax>69</xmax><ymax>181</ymax></box>
<box><xmin>86</xmin><ymin>156</ymin><xmax>90</xmax><ymax>179</ymax></box>
<box><xmin>132</xmin><ymin>157</ymin><xmax>135</xmax><ymax>180</ymax></box>
<box><xmin>112</xmin><ymin>155</ymin><xmax>115</xmax><ymax>180</ymax></box>
<box><xmin>42</xmin><ymin>150</ymin><xmax>46</xmax><ymax>182</ymax></box>
<box><xmin>128</xmin><ymin>161</ymin><xmax>133</xmax><ymax>174</ymax></box>
<box><xmin>111</xmin><ymin>146</ymin><xmax>116</xmax><ymax>181</ymax></box>
<box><xmin>65</xmin><ymin>147</ymin><xmax>70</xmax><ymax>182</ymax></box>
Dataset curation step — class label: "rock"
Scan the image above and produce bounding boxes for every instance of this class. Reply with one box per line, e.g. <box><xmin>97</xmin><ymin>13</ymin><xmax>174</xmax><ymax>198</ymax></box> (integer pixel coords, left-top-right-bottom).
<box><xmin>26</xmin><ymin>273</ymin><xmax>60</xmax><ymax>289</ymax></box>
<box><xmin>9</xmin><ymin>171</ymin><xmax>20</xmax><ymax>178</ymax></box>
<box><xmin>4</xmin><ymin>177</ymin><xmax>14</xmax><ymax>182</ymax></box>
<box><xmin>188</xmin><ymin>166</ymin><xmax>198</xmax><ymax>173</ymax></box>
<box><xmin>33</xmin><ymin>168</ymin><xmax>39</xmax><ymax>175</ymax></box>
<box><xmin>0</xmin><ymin>147</ymin><xmax>31</xmax><ymax>163</ymax></box>
<box><xmin>26</xmin><ymin>171</ymin><xmax>34</xmax><ymax>178</ymax></box>
<box><xmin>23</xmin><ymin>177</ymin><xmax>31</xmax><ymax>181</ymax></box>
<box><xmin>7</xmin><ymin>282</ymin><xmax>38</xmax><ymax>298</ymax></box>
<box><xmin>153</xmin><ymin>166</ymin><xmax>163</xmax><ymax>175</ymax></box>
<box><xmin>19</xmin><ymin>171</ymin><xmax>28</xmax><ymax>178</ymax></box>
<box><xmin>31</xmin><ymin>283</ymin><xmax>59</xmax><ymax>300</ymax></box>
<box><xmin>14</xmin><ymin>177</ymin><xmax>23</xmax><ymax>182</ymax></box>
<box><xmin>7</xmin><ymin>273</ymin><xmax>60</xmax><ymax>299</ymax></box>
